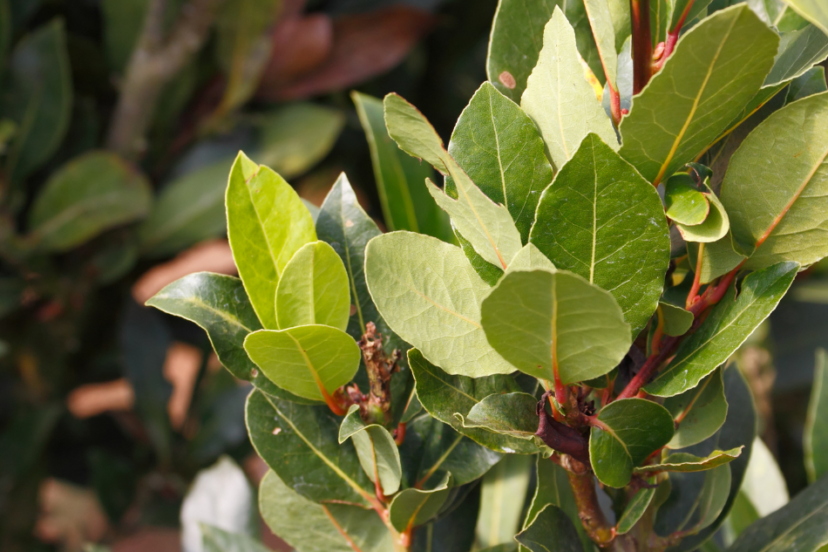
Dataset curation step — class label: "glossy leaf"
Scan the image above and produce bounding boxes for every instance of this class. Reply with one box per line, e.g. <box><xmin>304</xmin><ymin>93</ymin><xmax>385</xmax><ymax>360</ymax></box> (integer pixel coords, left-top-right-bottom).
<box><xmin>447</xmin><ymin>82</ymin><xmax>553</xmax><ymax>243</ymax></box>
<box><xmin>352</xmin><ymin>91</ymin><xmax>452</xmax><ymax>241</ymax></box>
<box><xmin>226</xmin><ymin>152</ymin><xmax>316</xmax><ymax>329</ymax></box>
<box><xmin>384</xmin><ymin>93</ymin><xmax>521</xmax><ymax>269</ymax></box>
<box><xmin>201</xmin><ymin>525</ymin><xmax>270</xmax><ymax>552</ymax></box>
<box><xmin>460</xmin><ymin>392</ymin><xmax>540</xmax><ymax>443</ymax></box>
<box><xmin>275</xmin><ymin>241</ymin><xmax>350</xmax><ymax>331</ymax></box>
<box><xmin>244</xmin><ymin>326</ymin><xmax>360</xmax><ymax>403</ymax></box>
<box><xmin>806</xmin><ymin>348</ymin><xmax>828</xmax><ymax>482</ymax></box>
<box><xmin>515</xmin><ymin>504</ymin><xmax>584</xmax><ymax>552</ymax></box>
<box><xmin>388</xmin><ymin>474</ymin><xmax>451</xmax><ymax>532</ymax></box>
<box><xmin>339</xmin><ymin>406</ymin><xmax>402</xmax><ymax>495</ymax></box>
<box><xmin>487</xmin><ymin>0</ymin><xmax>559</xmax><ymax>102</ymax></box>
<box><xmin>521</xmin><ymin>7</ymin><xmax>618</xmax><ymax>170</ymax></box>
<box><xmin>366</xmin><ymin>232</ymin><xmax>514</xmax><ymax>377</ymax></box>
<box><xmin>246</xmin><ymin>390</ymin><xmax>373</xmax><ymax>507</ymax></box>
<box><xmin>481</xmin><ymin>269</ymin><xmax>631</xmax><ymax>384</ymax></box>
<box><xmin>259</xmin><ymin>470</ymin><xmax>391</xmax><ymax>552</ymax></box>
<box><xmin>665</xmin><ymin>174</ymin><xmax>710</xmax><ymax>226</ymax></box>
<box><xmin>617</xmin><ymin>483</ymin><xmax>656</xmax><ymax>535</ymax></box>
<box><xmin>676</xmin><ymin>183</ymin><xmax>731</xmax><ymax>243</ymax></box>
<box><xmin>2</xmin><ymin>19</ymin><xmax>71</xmax><ymax>182</ymax></box>
<box><xmin>646</xmin><ymin>262</ymin><xmax>798</xmax><ymax>397</ymax></box>
<box><xmin>476</xmin><ymin>455</ymin><xmax>533</xmax><ymax>548</ymax></box>
<box><xmin>660</xmin><ymin>302</ymin><xmax>694</xmax><ymax>337</ymax></box>
<box><xmin>635</xmin><ymin>448</ymin><xmax>742</xmax><ymax>474</ymax></box>
<box><xmin>529</xmin><ymin>134</ymin><xmax>670</xmax><ymax>335</ymax></box>
<box><xmin>409</xmin><ymin>349</ymin><xmax>539</xmax><ymax>454</ymax></box>
<box><xmin>138</xmin><ymin>159</ymin><xmax>232</xmax><ymax>258</ymax></box>
<box><xmin>782</xmin><ymin>0</ymin><xmax>828</xmax><ymax>35</ymax></box>
<box><xmin>720</xmin><ymin>93</ymin><xmax>828</xmax><ymax>270</ymax></box>
<box><xmin>589</xmin><ymin>398</ymin><xmax>674</xmax><ymax>488</ymax></box>
<box><xmin>765</xmin><ymin>24</ymin><xmax>828</xmax><ymax>87</ymax></box>
<box><xmin>28</xmin><ymin>152</ymin><xmax>152</xmax><ymax>252</ymax></box>
<box><xmin>618</xmin><ymin>5</ymin><xmax>779</xmax><ymax>184</ymax></box>
<box><xmin>664</xmin><ymin>368</ymin><xmax>728</xmax><ymax>449</ymax></box>
<box><xmin>654</xmin><ymin>464</ymin><xmax>732</xmax><ymax>536</ymax></box>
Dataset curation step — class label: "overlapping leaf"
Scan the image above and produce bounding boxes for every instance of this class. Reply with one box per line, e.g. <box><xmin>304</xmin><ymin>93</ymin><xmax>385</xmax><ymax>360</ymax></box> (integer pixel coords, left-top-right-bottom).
<box><xmin>783</xmin><ymin>0</ymin><xmax>828</xmax><ymax>35</ymax></box>
<box><xmin>765</xmin><ymin>24</ymin><xmax>828</xmax><ymax>87</ymax></box>
<box><xmin>339</xmin><ymin>406</ymin><xmax>402</xmax><ymax>495</ymax></box>
<box><xmin>388</xmin><ymin>474</ymin><xmax>451</xmax><ymax>532</ymax></box>
<box><xmin>460</xmin><ymin>392</ymin><xmax>539</xmax><ymax>442</ymax></box>
<box><xmin>659</xmin><ymin>302</ymin><xmax>694</xmax><ymax>337</ymax></box>
<box><xmin>676</xmin><ymin>182</ymin><xmax>731</xmax><ymax>243</ymax></box>
<box><xmin>654</xmin><ymin>464</ymin><xmax>732</xmax><ymax>536</ymax></box>
<box><xmin>515</xmin><ymin>504</ymin><xmax>584</xmax><ymax>552</ymax></box>
<box><xmin>617</xmin><ymin>482</ymin><xmax>657</xmax><ymax>535</ymax></box>
<box><xmin>664</xmin><ymin>368</ymin><xmax>728</xmax><ymax>449</ymax></box>
<box><xmin>583</xmin><ymin>0</ymin><xmax>630</xmax><ymax>88</ymax></box>
<box><xmin>635</xmin><ymin>448</ymin><xmax>742</xmax><ymax>474</ymax></box>
<box><xmin>476</xmin><ymin>455</ymin><xmax>533</xmax><ymax>548</ymax></box>
<box><xmin>665</xmin><ymin>174</ymin><xmax>710</xmax><ymax>226</ymax></box>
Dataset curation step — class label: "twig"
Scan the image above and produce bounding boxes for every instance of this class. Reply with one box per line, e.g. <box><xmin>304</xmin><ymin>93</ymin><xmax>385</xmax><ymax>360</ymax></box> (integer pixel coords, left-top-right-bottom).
<box><xmin>655</xmin><ymin>0</ymin><xmax>696</xmax><ymax>72</ymax></box>
<box><xmin>106</xmin><ymin>0</ymin><xmax>225</xmax><ymax>159</ymax></box>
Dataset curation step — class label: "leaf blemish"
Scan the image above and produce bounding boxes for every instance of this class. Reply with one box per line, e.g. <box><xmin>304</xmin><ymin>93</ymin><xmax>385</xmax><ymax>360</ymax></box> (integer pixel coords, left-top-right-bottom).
<box><xmin>499</xmin><ymin>70</ymin><xmax>516</xmax><ymax>89</ymax></box>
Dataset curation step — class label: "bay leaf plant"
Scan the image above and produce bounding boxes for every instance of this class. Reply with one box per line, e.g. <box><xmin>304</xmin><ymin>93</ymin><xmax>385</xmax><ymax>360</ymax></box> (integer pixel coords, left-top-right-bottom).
<box><xmin>148</xmin><ymin>0</ymin><xmax>828</xmax><ymax>550</ymax></box>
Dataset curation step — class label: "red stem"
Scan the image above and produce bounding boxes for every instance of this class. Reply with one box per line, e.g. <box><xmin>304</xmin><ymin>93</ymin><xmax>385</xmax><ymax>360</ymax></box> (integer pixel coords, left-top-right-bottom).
<box><xmin>655</xmin><ymin>0</ymin><xmax>695</xmax><ymax>71</ymax></box>
<box><xmin>630</xmin><ymin>0</ymin><xmax>653</xmax><ymax>94</ymax></box>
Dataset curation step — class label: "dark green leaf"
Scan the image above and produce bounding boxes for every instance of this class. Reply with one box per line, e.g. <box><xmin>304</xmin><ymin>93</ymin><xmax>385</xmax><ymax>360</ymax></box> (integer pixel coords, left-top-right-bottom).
<box><xmin>100</xmin><ymin>0</ymin><xmax>147</xmax><ymax>72</ymax></box>
<box><xmin>456</xmin><ymin>229</ymin><xmax>505</xmax><ymax>286</ymax></box>
<box><xmin>461</xmin><ymin>392</ymin><xmax>540</xmax><ymax>443</ymax></box>
<box><xmin>654</xmin><ymin>464</ymin><xmax>732</xmax><ymax>536</ymax></box>
<box><xmin>664</xmin><ymin>368</ymin><xmax>728</xmax><ymax>449</ymax></box>
<box><xmin>476</xmin><ymin>454</ymin><xmax>533</xmax><ymax>548</ymax></box>
<box><xmin>388</xmin><ymin>474</ymin><xmax>451</xmax><ymax>532</ymax></box>
<box><xmin>617</xmin><ymin>483</ymin><xmax>656</xmax><ymax>535</ymax></box>
<box><xmin>411</xmin><ymin>483</ymin><xmax>480</xmax><ymax>552</ymax></box>
<box><xmin>786</xmin><ymin>66</ymin><xmax>828</xmax><ymax>103</ymax></box>
<box><xmin>339</xmin><ymin>405</ymin><xmax>402</xmax><ymax>495</ymax></box>
<box><xmin>589</xmin><ymin>398</ymin><xmax>674</xmax><ymax>488</ymax></box>
<box><xmin>806</xmin><ymin>348</ymin><xmax>828</xmax><ymax>482</ymax></box>
<box><xmin>645</xmin><ymin>262</ymin><xmax>798</xmax><ymax>397</ymax></box>
<box><xmin>516</xmin><ymin>504</ymin><xmax>584</xmax><ymax>552</ymax></box>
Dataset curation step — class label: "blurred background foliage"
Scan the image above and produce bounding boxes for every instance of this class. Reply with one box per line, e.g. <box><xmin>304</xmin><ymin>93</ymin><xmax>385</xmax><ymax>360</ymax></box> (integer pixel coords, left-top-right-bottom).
<box><xmin>0</xmin><ymin>0</ymin><xmax>824</xmax><ymax>551</ymax></box>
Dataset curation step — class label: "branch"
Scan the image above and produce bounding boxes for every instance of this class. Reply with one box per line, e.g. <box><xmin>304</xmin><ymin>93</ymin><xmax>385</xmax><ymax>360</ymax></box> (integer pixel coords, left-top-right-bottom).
<box><xmin>106</xmin><ymin>0</ymin><xmax>224</xmax><ymax>159</ymax></box>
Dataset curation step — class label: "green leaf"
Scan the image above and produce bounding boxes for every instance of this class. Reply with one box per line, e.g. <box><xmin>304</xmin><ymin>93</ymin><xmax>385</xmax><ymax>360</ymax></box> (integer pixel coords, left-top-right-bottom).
<box><xmin>670</xmin><ymin>0</ymin><xmax>715</xmax><ymax>31</ymax></box>
<box><xmin>28</xmin><ymin>152</ymin><xmax>152</xmax><ymax>252</ymax></box>
<box><xmin>765</xmin><ymin>24</ymin><xmax>828</xmax><ymax>87</ymax></box>
<box><xmin>655</xmin><ymin>464</ymin><xmax>732</xmax><ymax>536</ymax></box>
<box><xmin>481</xmin><ymin>269</ymin><xmax>631</xmax><ymax>384</ymax></box>
<box><xmin>664</xmin><ymin>368</ymin><xmax>728</xmax><ymax>449</ymax></box>
<box><xmin>384</xmin><ymin>93</ymin><xmax>522</xmax><ymax>269</ymax></box>
<box><xmin>447</xmin><ymin>82</ymin><xmax>553</xmax><ymax>243</ymax></box>
<box><xmin>515</xmin><ymin>504</ymin><xmax>584</xmax><ymax>552</ymax></box>
<box><xmin>246</xmin><ymin>390</ymin><xmax>373</xmax><ymax>506</ymax></box>
<box><xmin>201</xmin><ymin>525</ymin><xmax>270</xmax><ymax>552</ymax></box>
<box><xmin>589</xmin><ymin>398</ymin><xmax>674</xmax><ymax>488</ymax></box>
<box><xmin>100</xmin><ymin>0</ymin><xmax>147</xmax><ymax>72</ymax></box>
<box><xmin>476</xmin><ymin>454</ymin><xmax>533</xmax><ymax>548</ymax></box>
<box><xmin>460</xmin><ymin>392</ymin><xmax>540</xmax><ymax>443</ymax></box>
<box><xmin>617</xmin><ymin>483</ymin><xmax>657</xmax><ymax>535</ymax></box>
<box><xmin>528</xmin><ymin>134</ymin><xmax>670</xmax><ymax>335</ymax></box>
<box><xmin>399</xmin><ymin>413</ymin><xmax>501</xmax><ymax>489</ymax></box>
<box><xmin>487</xmin><ymin>0</ymin><xmax>560</xmax><ymax>102</ymax></box>
<box><xmin>259</xmin><ymin>470</ymin><xmax>392</xmax><ymax>552</ymax></box>
<box><xmin>720</xmin><ymin>93</ymin><xmax>828</xmax><ymax>270</ymax></box>
<box><xmin>675</xmin><ymin>183</ymin><xmax>731</xmax><ymax>243</ymax></box>
<box><xmin>665</xmin><ymin>174</ymin><xmax>710</xmax><ymax>226</ymax></box>
<box><xmin>782</xmin><ymin>0</ymin><xmax>828</xmax><ymax>35</ymax></box>
<box><xmin>275</xmin><ymin>241</ymin><xmax>350</xmax><ymax>331</ymax></box>
<box><xmin>688</xmin><ymin>234</ymin><xmax>747</xmax><ymax>285</ymax></box>
<box><xmin>338</xmin><ymin>406</ymin><xmax>402</xmax><ymax>496</ymax></box>
<box><xmin>507</xmin><ymin>243</ymin><xmax>557</xmax><ymax>272</ymax></box>
<box><xmin>635</xmin><ymin>448</ymin><xmax>742</xmax><ymax>473</ymax></box>
<box><xmin>252</xmin><ymin>104</ymin><xmax>345</xmax><ymax>180</ymax></box>
<box><xmin>645</xmin><ymin>262</ymin><xmax>798</xmax><ymax>397</ymax></box>
<box><xmin>583</xmin><ymin>0</ymin><xmax>630</xmax><ymax>87</ymax></box>
<box><xmin>659</xmin><ymin>302</ymin><xmax>694</xmax><ymax>337</ymax></box>
<box><xmin>411</xmin><ymin>485</ymin><xmax>480</xmax><ymax>552</ymax></box>
<box><xmin>787</xmin><ymin>66</ymin><xmax>828</xmax><ymax>103</ymax></box>
<box><xmin>388</xmin><ymin>474</ymin><xmax>451</xmax><ymax>532</ymax></box>
<box><xmin>521</xmin><ymin>7</ymin><xmax>618</xmax><ymax>170</ymax></box>
<box><xmin>738</xmin><ymin>437</ymin><xmax>789</xmax><ymax>518</ymax></box>
<box><xmin>806</xmin><ymin>348</ymin><xmax>828</xmax><ymax>482</ymax></box>
<box><xmin>352</xmin><ymin>92</ymin><xmax>452</xmax><ymax>242</ymax></box>
<box><xmin>366</xmin><ymin>232</ymin><xmax>514</xmax><ymax>377</ymax></box>
<box><xmin>145</xmin><ymin>272</ymin><xmax>311</xmax><ymax>403</ymax></box>
<box><xmin>618</xmin><ymin>5</ymin><xmax>779</xmax><ymax>184</ymax></box>
<box><xmin>2</xmin><ymin>19</ymin><xmax>71</xmax><ymax>182</ymax></box>
<box><xmin>409</xmin><ymin>349</ymin><xmax>539</xmax><ymax>454</ymax></box>
<box><xmin>244</xmin><ymin>326</ymin><xmax>360</xmax><ymax>403</ymax></box>
<box><xmin>226</xmin><ymin>152</ymin><xmax>316</xmax><ymax>329</ymax></box>
<box><xmin>721</xmin><ymin>492</ymin><xmax>760</xmax><ymax>545</ymax></box>
<box><xmin>138</xmin><ymin>159</ymin><xmax>232</xmax><ymax>258</ymax></box>
<box><xmin>456</xmin><ymin>230</ymin><xmax>505</xmax><ymax>286</ymax></box>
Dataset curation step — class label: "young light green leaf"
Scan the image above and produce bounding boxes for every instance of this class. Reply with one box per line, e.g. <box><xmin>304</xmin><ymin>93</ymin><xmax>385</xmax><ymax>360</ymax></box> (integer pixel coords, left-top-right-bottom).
<box><xmin>146</xmin><ymin>272</ymin><xmax>312</xmax><ymax>404</ymax></box>
<box><xmin>459</xmin><ymin>392</ymin><xmax>540</xmax><ymax>443</ymax></box>
<box><xmin>481</xmin><ymin>269</ymin><xmax>631</xmax><ymax>384</ymax></box>
<box><xmin>589</xmin><ymin>398</ymin><xmax>674</xmax><ymax>488</ymax></box>
<box><xmin>409</xmin><ymin>349</ymin><xmax>539</xmax><ymax>454</ymax></box>
<box><xmin>476</xmin><ymin>455</ymin><xmax>533</xmax><ymax>548</ymax></box>
<box><xmin>388</xmin><ymin>474</ymin><xmax>451</xmax><ymax>532</ymax></box>
<box><xmin>384</xmin><ymin>93</ymin><xmax>522</xmax><ymax>269</ymax></box>
<box><xmin>138</xmin><ymin>159</ymin><xmax>232</xmax><ymax>258</ymax></box>
<box><xmin>487</xmin><ymin>0</ymin><xmax>559</xmax><ymax>102</ymax></box>
<box><xmin>654</xmin><ymin>464</ymin><xmax>732</xmax><ymax>536</ymax></box>
<box><xmin>28</xmin><ymin>152</ymin><xmax>152</xmax><ymax>252</ymax></box>
<box><xmin>339</xmin><ymin>406</ymin><xmax>402</xmax><ymax>496</ymax></box>
<box><xmin>659</xmin><ymin>302</ymin><xmax>694</xmax><ymax>337</ymax></box>
<box><xmin>226</xmin><ymin>152</ymin><xmax>316</xmax><ymax>329</ymax></box>
<box><xmin>246</xmin><ymin>390</ymin><xmax>374</xmax><ymax>507</ymax></box>
<box><xmin>515</xmin><ymin>504</ymin><xmax>584</xmax><ymax>552</ymax></box>
<box><xmin>244</xmin><ymin>325</ymin><xmax>360</xmax><ymax>403</ymax></box>
<box><xmin>619</xmin><ymin>5</ymin><xmax>779</xmax><ymax>184</ymax></box>
<box><xmin>720</xmin><ymin>93</ymin><xmax>828</xmax><ymax>270</ymax></box>
<box><xmin>765</xmin><ymin>24</ymin><xmax>828</xmax><ymax>87</ymax></box>
<box><xmin>447</xmin><ymin>82</ymin><xmax>553</xmax><ymax>243</ymax></box>
<box><xmin>665</xmin><ymin>174</ymin><xmax>710</xmax><ymax>226</ymax></box>
<box><xmin>2</xmin><ymin>19</ymin><xmax>71</xmax><ymax>182</ymax></box>
<box><xmin>275</xmin><ymin>241</ymin><xmax>350</xmax><ymax>331</ymax></box>
<box><xmin>617</xmin><ymin>483</ymin><xmax>657</xmax><ymax>535</ymax></box>
<box><xmin>529</xmin><ymin>134</ymin><xmax>670</xmax><ymax>335</ymax></box>
<box><xmin>201</xmin><ymin>525</ymin><xmax>270</xmax><ymax>552</ymax></box>
<box><xmin>366</xmin><ymin>232</ymin><xmax>514</xmax><ymax>377</ymax></box>
<box><xmin>352</xmin><ymin>91</ymin><xmax>452</xmax><ymax>242</ymax></box>
<box><xmin>805</xmin><ymin>348</ymin><xmax>828</xmax><ymax>482</ymax></box>
<box><xmin>782</xmin><ymin>0</ymin><xmax>828</xmax><ymax>35</ymax></box>
<box><xmin>521</xmin><ymin>7</ymin><xmax>618</xmax><ymax>170</ymax></box>
<box><xmin>786</xmin><ymin>66</ymin><xmax>828</xmax><ymax>103</ymax></box>
<box><xmin>676</xmin><ymin>183</ymin><xmax>731</xmax><ymax>243</ymax></box>
<box><xmin>635</xmin><ymin>448</ymin><xmax>742</xmax><ymax>474</ymax></box>
<box><xmin>259</xmin><ymin>471</ymin><xmax>392</xmax><ymax>552</ymax></box>
<box><xmin>664</xmin><ymin>368</ymin><xmax>728</xmax><ymax>449</ymax></box>
<box><xmin>506</xmin><ymin>243</ymin><xmax>557</xmax><ymax>273</ymax></box>
<box><xmin>645</xmin><ymin>262</ymin><xmax>798</xmax><ymax>397</ymax></box>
